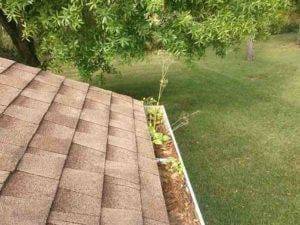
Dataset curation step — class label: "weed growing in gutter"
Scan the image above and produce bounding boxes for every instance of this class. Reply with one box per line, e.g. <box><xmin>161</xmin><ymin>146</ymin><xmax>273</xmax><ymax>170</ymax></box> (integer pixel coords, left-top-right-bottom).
<box><xmin>143</xmin><ymin>58</ymin><xmax>200</xmax><ymax>225</ymax></box>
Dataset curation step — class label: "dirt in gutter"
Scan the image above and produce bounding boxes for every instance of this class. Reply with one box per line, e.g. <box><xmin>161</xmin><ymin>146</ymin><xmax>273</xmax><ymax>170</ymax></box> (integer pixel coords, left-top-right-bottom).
<box><xmin>153</xmin><ymin>125</ymin><xmax>200</xmax><ymax>225</ymax></box>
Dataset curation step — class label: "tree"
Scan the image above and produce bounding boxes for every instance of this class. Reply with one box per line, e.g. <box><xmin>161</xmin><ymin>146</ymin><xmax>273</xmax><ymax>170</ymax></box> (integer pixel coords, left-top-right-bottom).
<box><xmin>244</xmin><ymin>1</ymin><xmax>292</xmax><ymax>61</ymax></box>
<box><xmin>296</xmin><ymin>1</ymin><xmax>300</xmax><ymax>45</ymax></box>
<box><xmin>246</xmin><ymin>35</ymin><xmax>255</xmax><ymax>61</ymax></box>
<box><xmin>0</xmin><ymin>0</ymin><xmax>291</xmax><ymax>80</ymax></box>
<box><xmin>297</xmin><ymin>24</ymin><xmax>300</xmax><ymax>45</ymax></box>
<box><xmin>0</xmin><ymin>10</ymin><xmax>40</xmax><ymax>66</ymax></box>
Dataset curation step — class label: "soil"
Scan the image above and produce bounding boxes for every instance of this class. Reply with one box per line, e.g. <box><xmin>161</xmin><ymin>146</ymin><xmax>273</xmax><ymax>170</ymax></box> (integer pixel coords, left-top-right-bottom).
<box><xmin>153</xmin><ymin>125</ymin><xmax>200</xmax><ymax>225</ymax></box>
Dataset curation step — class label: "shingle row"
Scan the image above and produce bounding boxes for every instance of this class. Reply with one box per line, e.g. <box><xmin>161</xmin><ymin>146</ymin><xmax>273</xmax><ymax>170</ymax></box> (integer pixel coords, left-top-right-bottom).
<box><xmin>48</xmin><ymin>86</ymin><xmax>111</xmax><ymax>225</ymax></box>
<box><xmin>100</xmin><ymin>94</ymin><xmax>143</xmax><ymax>225</ymax></box>
<box><xmin>0</xmin><ymin>60</ymin><xmax>43</xmax><ymax>193</ymax></box>
<box><xmin>0</xmin><ymin>63</ymin><xmax>65</xmax><ymax>225</ymax></box>
<box><xmin>134</xmin><ymin>101</ymin><xmax>169</xmax><ymax>225</ymax></box>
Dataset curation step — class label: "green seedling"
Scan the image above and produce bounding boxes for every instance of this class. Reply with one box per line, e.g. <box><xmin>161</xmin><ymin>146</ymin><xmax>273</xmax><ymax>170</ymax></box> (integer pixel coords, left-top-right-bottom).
<box><xmin>147</xmin><ymin>106</ymin><xmax>163</xmax><ymax>128</ymax></box>
<box><xmin>160</xmin><ymin>157</ymin><xmax>184</xmax><ymax>178</ymax></box>
<box><xmin>149</xmin><ymin>125</ymin><xmax>170</xmax><ymax>145</ymax></box>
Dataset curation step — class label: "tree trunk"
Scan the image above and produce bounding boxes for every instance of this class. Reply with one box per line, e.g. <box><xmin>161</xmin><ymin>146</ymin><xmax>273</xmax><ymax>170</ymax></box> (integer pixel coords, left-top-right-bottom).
<box><xmin>246</xmin><ymin>36</ymin><xmax>254</xmax><ymax>61</ymax></box>
<box><xmin>0</xmin><ymin>10</ymin><xmax>40</xmax><ymax>66</ymax></box>
<box><xmin>297</xmin><ymin>24</ymin><xmax>300</xmax><ymax>45</ymax></box>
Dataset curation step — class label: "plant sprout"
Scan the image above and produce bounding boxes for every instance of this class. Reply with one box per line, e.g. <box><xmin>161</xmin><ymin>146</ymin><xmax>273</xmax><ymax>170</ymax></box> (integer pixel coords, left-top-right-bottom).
<box><xmin>159</xmin><ymin>157</ymin><xmax>184</xmax><ymax>178</ymax></box>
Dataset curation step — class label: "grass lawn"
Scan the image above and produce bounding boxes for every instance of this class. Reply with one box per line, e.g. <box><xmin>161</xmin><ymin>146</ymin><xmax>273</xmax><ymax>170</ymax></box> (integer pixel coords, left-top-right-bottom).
<box><xmin>92</xmin><ymin>33</ymin><xmax>298</xmax><ymax>225</ymax></box>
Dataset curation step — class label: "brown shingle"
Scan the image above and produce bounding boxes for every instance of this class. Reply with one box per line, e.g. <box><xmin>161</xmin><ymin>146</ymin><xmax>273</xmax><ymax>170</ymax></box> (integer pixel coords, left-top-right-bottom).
<box><xmin>0</xmin><ymin>105</ymin><xmax>5</xmax><ymax>113</ymax></box>
<box><xmin>0</xmin><ymin>142</ymin><xmax>26</xmax><ymax>171</ymax></box>
<box><xmin>0</xmin><ymin>195</ymin><xmax>52</xmax><ymax>225</ymax></box>
<box><xmin>0</xmin><ymin>114</ymin><xmax>35</xmax><ymax>129</ymax></box>
<box><xmin>140</xmin><ymin>171</ymin><xmax>169</xmax><ymax>223</ymax></box>
<box><xmin>59</xmin><ymin>85</ymin><xmax>86</xmax><ymax>99</ymax></box>
<box><xmin>73</xmin><ymin>131</ymin><xmax>107</xmax><ymax>152</ymax></box>
<box><xmin>138</xmin><ymin>156</ymin><xmax>160</xmax><ymax>175</ymax></box>
<box><xmin>47</xmin><ymin>220</ymin><xmax>79</xmax><ymax>225</ymax></box>
<box><xmin>102</xmin><ymin>183</ymin><xmax>141</xmax><ymax>211</ymax></box>
<box><xmin>0</xmin><ymin>84</ymin><xmax>20</xmax><ymax>106</ymax></box>
<box><xmin>65</xmin><ymin>144</ymin><xmax>105</xmax><ymax>174</ymax></box>
<box><xmin>0</xmin><ymin>73</ymin><xmax>30</xmax><ymax>89</ymax></box>
<box><xmin>48</xmin><ymin>102</ymin><xmax>81</xmax><ymax>117</ymax></box>
<box><xmin>111</xmin><ymin>109</ymin><xmax>134</xmax><ymax>123</ymax></box>
<box><xmin>108</xmin><ymin>135</ymin><xmax>136</xmax><ymax>152</ymax></box>
<box><xmin>21</xmin><ymin>87</ymin><xmax>57</xmax><ymax>103</ymax></box>
<box><xmin>48</xmin><ymin>211</ymin><xmax>99</xmax><ymax>225</ymax></box>
<box><xmin>54</xmin><ymin>85</ymin><xmax>86</xmax><ymax>109</ymax></box>
<box><xmin>110</xmin><ymin>113</ymin><xmax>135</xmax><ymax>133</ymax></box>
<box><xmin>30</xmin><ymin>134</ymin><xmax>72</xmax><ymax>155</ymax></box>
<box><xmin>44</xmin><ymin>111</ymin><xmax>78</xmax><ymax>129</ymax></box>
<box><xmin>18</xmin><ymin>152</ymin><xmax>65</xmax><ymax>179</ymax></box>
<box><xmin>101</xmin><ymin>208</ymin><xmax>143</xmax><ymax>225</ymax></box>
<box><xmin>0</xmin><ymin>170</ymin><xmax>9</xmax><ymax>183</ymax></box>
<box><xmin>27</xmin><ymin>147</ymin><xmax>66</xmax><ymax>158</ymax></box>
<box><xmin>105</xmin><ymin>160</ymin><xmax>139</xmax><ymax>184</ymax></box>
<box><xmin>109</xmin><ymin>125</ymin><xmax>135</xmax><ymax>140</ymax></box>
<box><xmin>140</xmin><ymin>171</ymin><xmax>165</xmax><ymax>198</ymax></box>
<box><xmin>2</xmin><ymin>171</ymin><xmax>58</xmax><ymax>198</ymax></box>
<box><xmin>0</xmin><ymin>57</ymin><xmax>14</xmax><ymax>72</ymax></box>
<box><xmin>52</xmin><ymin>188</ymin><xmax>101</xmax><ymax>216</ymax></box>
<box><xmin>141</xmin><ymin>193</ymin><xmax>169</xmax><ymax>223</ymax></box>
<box><xmin>104</xmin><ymin>175</ymin><xmax>140</xmax><ymax>190</ymax></box>
<box><xmin>80</xmin><ymin>107</ymin><xmax>109</xmax><ymax>126</ymax></box>
<box><xmin>0</xmin><ymin>115</ymin><xmax>38</xmax><ymax>147</ymax></box>
<box><xmin>34</xmin><ymin>71</ymin><xmax>64</xmax><ymax>87</ymax></box>
<box><xmin>112</xmin><ymin>92</ymin><xmax>133</xmax><ymax>103</ymax></box>
<box><xmin>110</xmin><ymin>103</ymin><xmax>133</xmax><ymax>117</ymax></box>
<box><xmin>0</xmin><ymin>67</ymin><xmax>37</xmax><ymax>89</ymax></box>
<box><xmin>54</xmin><ymin>94</ymin><xmax>84</xmax><ymax>109</ymax></box>
<box><xmin>135</xmin><ymin>118</ymin><xmax>148</xmax><ymax>133</ymax></box>
<box><xmin>13</xmin><ymin>95</ymin><xmax>49</xmax><ymax>111</ymax></box>
<box><xmin>136</xmin><ymin>136</ymin><xmax>156</xmax><ymax>159</ymax></box>
<box><xmin>4</xmin><ymin>104</ymin><xmax>45</xmax><ymax>124</ymax></box>
<box><xmin>59</xmin><ymin>168</ymin><xmax>103</xmax><ymax>197</ymax></box>
<box><xmin>44</xmin><ymin>102</ymin><xmax>80</xmax><ymax>128</ymax></box>
<box><xmin>106</xmin><ymin>145</ymin><xmax>137</xmax><ymax>164</ymax></box>
<box><xmin>111</xmin><ymin>95</ymin><xmax>132</xmax><ymax>107</ymax></box>
<box><xmin>13</xmin><ymin>62</ymin><xmax>41</xmax><ymax>74</ymax></box>
<box><xmin>84</xmin><ymin>98</ymin><xmax>109</xmax><ymax>110</ymax></box>
<box><xmin>0</xmin><ymin>150</ymin><xmax>21</xmax><ymax>172</ymax></box>
<box><xmin>135</xmin><ymin>120</ymin><xmax>151</xmax><ymax>139</ymax></box>
<box><xmin>134</xmin><ymin>109</ymin><xmax>147</xmax><ymax>123</ymax></box>
<box><xmin>77</xmin><ymin>119</ymin><xmax>108</xmax><ymax>135</ymax></box>
<box><xmin>86</xmin><ymin>89</ymin><xmax>111</xmax><ymax>105</ymax></box>
<box><xmin>63</xmin><ymin>79</ymin><xmax>89</xmax><ymax>92</ymax></box>
<box><xmin>89</xmin><ymin>85</ymin><xmax>111</xmax><ymax>94</ymax></box>
<box><xmin>37</xmin><ymin>120</ymin><xmax>74</xmax><ymax>140</ymax></box>
<box><xmin>144</xmin><ymin>218</ymin><xmax>170</xmax><ymax>225</ymax></box>
<box><xmin>133</xmin><ymin>99</ymin><xmax>144</xmax><ymax>111</ymax></box>
<box><xmin>27</xmin><ymin>79</ymin><xmax>58</xmax><ymax>93</ymax></box>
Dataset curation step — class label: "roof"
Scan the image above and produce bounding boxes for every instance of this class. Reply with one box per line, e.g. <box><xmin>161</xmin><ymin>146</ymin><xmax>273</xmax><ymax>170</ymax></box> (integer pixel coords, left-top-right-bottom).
<box><xmin>0</xmin><ymin>57</ymin><xmax>169</xmax><ymax>225</ymax></box>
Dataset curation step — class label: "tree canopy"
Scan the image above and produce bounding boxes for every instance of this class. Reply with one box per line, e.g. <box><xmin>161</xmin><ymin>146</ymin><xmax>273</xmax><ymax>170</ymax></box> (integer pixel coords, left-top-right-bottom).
<box><xmin>0</xmin><ymin>0</ymin><xmax>291</xmax><ymax>80</ymax></box>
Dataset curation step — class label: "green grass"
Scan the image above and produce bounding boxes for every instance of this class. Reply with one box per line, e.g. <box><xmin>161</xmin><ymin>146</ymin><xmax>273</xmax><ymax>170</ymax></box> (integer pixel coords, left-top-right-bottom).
<box><xmin>98</xmin><ymin>33</ymin><xmax>299</xmax><ymax>225</ymax></box>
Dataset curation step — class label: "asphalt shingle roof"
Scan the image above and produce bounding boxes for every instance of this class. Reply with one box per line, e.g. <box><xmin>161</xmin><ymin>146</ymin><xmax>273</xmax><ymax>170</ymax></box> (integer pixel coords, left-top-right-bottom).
<box><xmin>0</xmin><ymin>57</ymin><xmax>169</xmax><ymax>225</ymax></box>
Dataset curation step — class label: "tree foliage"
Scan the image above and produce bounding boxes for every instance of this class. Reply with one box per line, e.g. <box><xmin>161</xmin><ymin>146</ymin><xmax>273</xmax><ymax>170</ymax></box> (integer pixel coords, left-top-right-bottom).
<box><xmin>0</xmin><ymin>0</ymin><xmax>291</xmax><ymax>80</ymax></box>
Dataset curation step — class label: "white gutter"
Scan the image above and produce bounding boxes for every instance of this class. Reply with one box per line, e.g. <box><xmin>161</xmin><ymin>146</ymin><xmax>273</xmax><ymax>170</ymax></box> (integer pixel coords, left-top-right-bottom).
<box><xmin>145</xmin><ymin>105</ymin><xmax>206</xmax><ymax>225</ymax></box>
